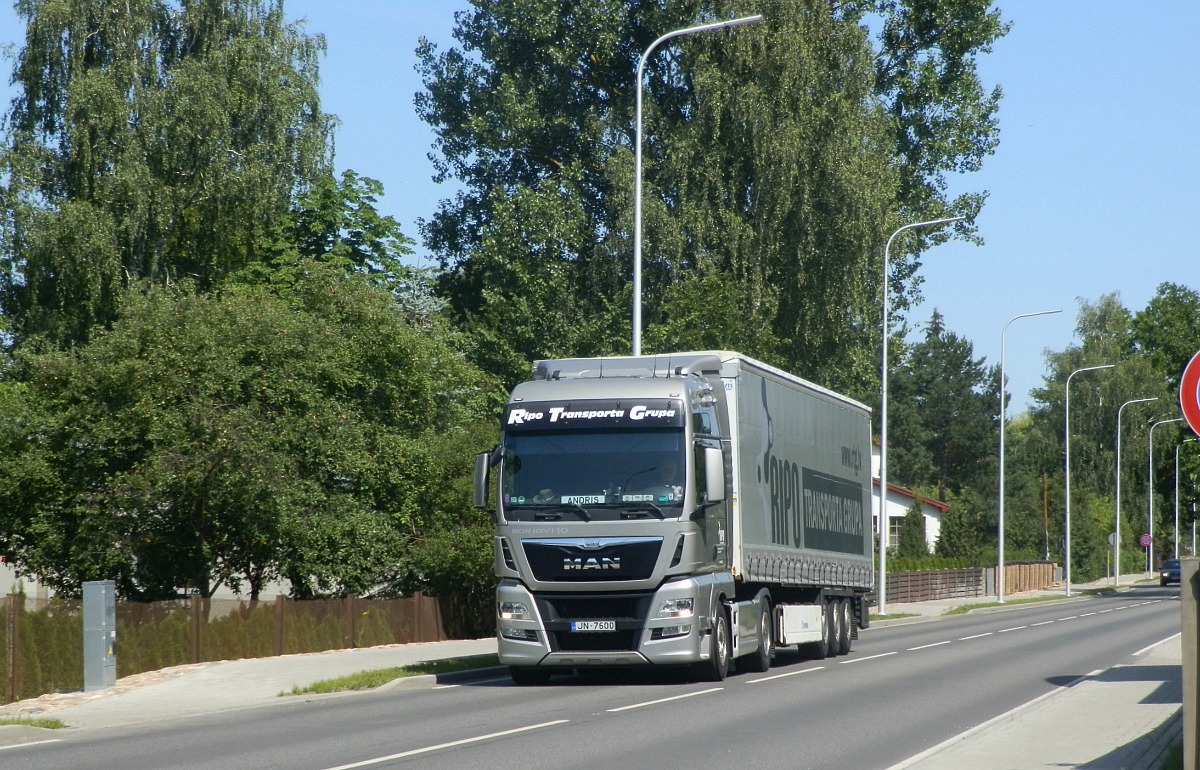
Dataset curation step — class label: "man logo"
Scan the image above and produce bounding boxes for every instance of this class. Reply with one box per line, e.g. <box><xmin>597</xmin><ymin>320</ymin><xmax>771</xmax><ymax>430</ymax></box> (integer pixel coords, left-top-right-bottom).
<box><xmin>563</xmin><ymin>556</ymin><xmax>621</xmax><ymax>570</ymax></box>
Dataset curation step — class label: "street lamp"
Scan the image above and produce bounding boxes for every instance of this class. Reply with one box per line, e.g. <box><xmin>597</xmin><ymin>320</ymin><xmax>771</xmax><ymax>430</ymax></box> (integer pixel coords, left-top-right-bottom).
<box><xmin>632</xmin><ymin>14</ymin><xmax>763</xmax><ymax>356</ymax></box>
<box><xmin>997</xmin><ymin>309</ymin><xmax>1061</xmax><ymax>603</ymax></box>
<box><xmin>1175</xmin><ymin>439</ymin><xmax>1198</xmax><ymax>558</ymax></box>
<box><xmin>1064</xmin><ymin>364</ymin><xmax>1114</xmax><ymax>597</ymax></box>
<box><xmin>1148</xmin><ymin>417</ymin><xmax>1185</xmax><ymax>573</ymax></box>
<box><xmin>876</xmin><ymin>215</ymin><xmax>965</xmax><ymax>615</ymax></box>
<box><xmin>1114</xmin><ymin>397</ymin><xmax>1157</xmax><ymax>584</ymax></box>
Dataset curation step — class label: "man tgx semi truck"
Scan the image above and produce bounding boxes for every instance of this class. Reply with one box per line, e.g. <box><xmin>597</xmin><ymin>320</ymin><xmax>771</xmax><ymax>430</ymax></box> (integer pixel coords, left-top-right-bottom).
<box><xmin>472</xmin><ymin>351</ymin><xmax>874</xmax><ymax>684</ymax></box>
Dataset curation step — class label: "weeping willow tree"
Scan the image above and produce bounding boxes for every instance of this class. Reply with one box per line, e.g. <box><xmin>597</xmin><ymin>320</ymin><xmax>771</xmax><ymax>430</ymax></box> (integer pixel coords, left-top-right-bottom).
<box><xmin>417</xmin><ymin>0</ymin><xmax>1005</xmax><ymax>398</ymax></box>
<box><xmin>0</xmin><ymin>0</ymin><xmax>333</xmax><ymax>347</ymax></box>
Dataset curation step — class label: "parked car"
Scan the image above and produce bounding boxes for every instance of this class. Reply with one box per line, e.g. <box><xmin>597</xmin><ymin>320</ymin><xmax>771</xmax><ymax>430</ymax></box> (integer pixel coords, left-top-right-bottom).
<box><xmin>1160</xmin><ymin>558</ymin><xmax>1181</xmax><ymax>586</ymax></box>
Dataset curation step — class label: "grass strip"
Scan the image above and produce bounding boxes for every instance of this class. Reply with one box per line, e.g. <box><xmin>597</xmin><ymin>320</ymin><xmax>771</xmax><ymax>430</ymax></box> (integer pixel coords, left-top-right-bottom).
<box><xmin>943</xmin><ymin>594</ymin><xmax>1069</xmax><ymax>616</ymax></box>
<box><xmin>0</xmin><ymin>717</ymin><xmax>67</xmax><ymax>729</ymax></box>
<box><xmin>282</xmin><ymin>653</ymin><xmax>500</xmax><ymax>696</ymax></box>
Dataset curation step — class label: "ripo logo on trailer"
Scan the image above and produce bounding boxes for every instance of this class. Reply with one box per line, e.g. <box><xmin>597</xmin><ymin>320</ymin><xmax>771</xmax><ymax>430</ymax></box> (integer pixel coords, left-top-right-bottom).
<box><xmin>1181</xmin><ymin>350</ymin><xmax>1200</xmax><ymax>438</ymax></box>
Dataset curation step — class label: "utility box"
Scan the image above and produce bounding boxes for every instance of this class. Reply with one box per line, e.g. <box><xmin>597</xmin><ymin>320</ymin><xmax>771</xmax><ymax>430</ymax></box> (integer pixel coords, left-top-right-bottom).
<box><xmin>83</xmin><ymin>580</ymin><xmax>117</xmax><ymax>692</ymax></box>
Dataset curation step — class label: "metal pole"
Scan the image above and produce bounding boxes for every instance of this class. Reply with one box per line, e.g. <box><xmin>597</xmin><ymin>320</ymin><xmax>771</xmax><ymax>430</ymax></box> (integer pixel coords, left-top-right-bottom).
<box><xmin>1115</xmin><ymin>397</ymin><xmax>1157</xmax><ymax>584</ymax></box>
<box><xmin>877</xmin><ymin>215</ymin><xmax>964</xmax><ymax>615</ymax></box>
<box><xmin>1064</xmin><ymin>364</ymin><xmax>1114</xmax><ymax>597</ymax></box>
<box><xmin>998</xmin><ymin>309</ymin><xmax>1061</xmax><ymax>603</ymax></box>
<box><xmin>1178</xmin><ymin>439</ymin><xmax>1198</xmax><ymax>559</ymax></box>
<box><xmin>1149</xmin><ymin>418</ymin><xmax>1184</xmax><ymax>574</ymax></box>
<box><xmin>632</xmin><ymin>14</ymin><xmax>762</xmax><ymax>356</ymax></box>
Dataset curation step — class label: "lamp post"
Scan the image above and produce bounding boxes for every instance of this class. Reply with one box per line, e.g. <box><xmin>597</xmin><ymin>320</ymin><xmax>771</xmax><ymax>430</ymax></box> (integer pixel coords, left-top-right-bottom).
<box><xmin>1114</xmin><ymin>397</ymin><xmax>1157</xmax><ymax>584</ymax></box>
<box><xmin>997</xmin><ymin>309</ymin><xmax>1061</xmax><ymax>603</ymax></box>
<box><xmin>632</xmin><ymin>14</ymin><xmax>762</xmax><ymax>356</ymax></box>
<box><xmin>1064</xmin><ymin>364</ymin><xmax>1114</xmax><ymax>597</ymax></box>
<box><xmin>1148</xmin><ymin>418</ymin><xmax>1184</xmax><ymax>574</ymax></box>
<box><xmin>876</xmin><ymin>215</ymin><xmax>965</xmax><ymax>615</ymax></box>
<box><xmin>1176</xmin><ymin>439</ymin><xmax>1197</xmax><ymax>559</ymax></box>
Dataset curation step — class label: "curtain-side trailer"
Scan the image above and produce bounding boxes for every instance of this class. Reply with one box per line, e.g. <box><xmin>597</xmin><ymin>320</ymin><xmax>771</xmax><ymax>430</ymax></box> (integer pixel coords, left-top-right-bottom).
<box><xmin>473</xmin><ymin>351</ymin><xmax>874</xmax><ymax>684</ymax></box>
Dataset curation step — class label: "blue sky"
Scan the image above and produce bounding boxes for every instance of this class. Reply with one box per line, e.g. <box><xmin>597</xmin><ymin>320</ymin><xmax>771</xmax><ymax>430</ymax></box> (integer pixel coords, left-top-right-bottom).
<box><xmin>2</xmin><ymin>2</ymin><xmax>1197</xmax><ymax>413</ymax></box>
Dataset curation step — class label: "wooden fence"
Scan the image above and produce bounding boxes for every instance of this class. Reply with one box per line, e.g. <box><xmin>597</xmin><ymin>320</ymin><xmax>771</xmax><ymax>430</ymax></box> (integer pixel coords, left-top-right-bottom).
<box><xmin>0</xmin><ymin>593</ymin><xmax>446</xmax><ymax>704</ymax></box>
<box><xmin>885</xmin><ymin>562</ymin><xmax>1058</xmax><ymax>604</ymax></box>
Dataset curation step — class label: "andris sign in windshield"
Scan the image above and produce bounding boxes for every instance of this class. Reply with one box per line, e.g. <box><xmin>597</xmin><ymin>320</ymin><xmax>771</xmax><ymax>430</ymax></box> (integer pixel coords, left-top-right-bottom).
<box><xmin>504</xmin><ymin>400</ymin><xmax>685</xmax><ymax>430</ymax></box>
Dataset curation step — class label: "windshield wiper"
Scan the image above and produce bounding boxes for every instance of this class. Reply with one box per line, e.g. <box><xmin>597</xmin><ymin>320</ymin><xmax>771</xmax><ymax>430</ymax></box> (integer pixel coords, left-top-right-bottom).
<box><xmin>531</xmin><ymin>504</ymin><xmax>592</xmax><ymax>522</ymax></box>
<box><xmin>619</xmin><ymin>502</ymin><xmax>665</xmax><ymax>520</ymax></box>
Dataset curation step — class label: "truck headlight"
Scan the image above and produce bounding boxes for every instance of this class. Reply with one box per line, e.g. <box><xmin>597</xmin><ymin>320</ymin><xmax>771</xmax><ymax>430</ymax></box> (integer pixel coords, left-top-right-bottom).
<box><xmin>657</xmin><ymin>597</ymin><xmax>694</xmax><ymax>619</ymax></box>
<box><xmin>498</xmin><ymin>601</ymin><xmax>532</xmax><ymax>621</ymax></box>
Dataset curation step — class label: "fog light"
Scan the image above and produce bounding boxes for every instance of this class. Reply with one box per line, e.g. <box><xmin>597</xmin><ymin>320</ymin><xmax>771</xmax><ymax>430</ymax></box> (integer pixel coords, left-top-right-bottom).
<box><xmin>652</xmin><ymin>625</ymin><xmax>690</xmax><ymax>639</ymax></box>
<box><xmin>499</xmin><ymin>627</ymin><xmax>539</xmax><ymax>641</ymax></box>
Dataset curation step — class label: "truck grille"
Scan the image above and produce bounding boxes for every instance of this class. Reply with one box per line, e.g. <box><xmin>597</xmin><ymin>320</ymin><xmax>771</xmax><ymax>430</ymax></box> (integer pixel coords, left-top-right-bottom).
<box><xmin>522</xmin><ymin>537</ymin><xmax>662</xmax><ymax>582</ymax></box>
<box><xmin>536</xmin><ymin>593</ymin><xmax>653</xmax><ymax>654</ymax></box>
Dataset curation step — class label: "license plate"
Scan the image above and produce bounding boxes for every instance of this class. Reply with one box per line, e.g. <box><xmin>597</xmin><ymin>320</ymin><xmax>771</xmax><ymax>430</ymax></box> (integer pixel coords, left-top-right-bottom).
<box><xmin>571</xmin><ymin>620</ymin><xmax>616</xmax><ymax>632</ymax></box>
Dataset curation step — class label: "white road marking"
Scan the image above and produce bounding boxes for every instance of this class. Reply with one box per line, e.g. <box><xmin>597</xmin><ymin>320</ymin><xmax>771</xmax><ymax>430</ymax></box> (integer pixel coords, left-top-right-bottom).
<box><xmin>0</xmin><ymin>739</ymin><xmax>62</xmax><ymax>750</ymax></box>
<box><xmin>1133</xmin><ymin>633</ymin><xmax>1181</xmax><ymax>657</ymax></box>
<box><xmin>998</xmin><ymin>625</ymin><xmax>1027</xmax><ymax>633</ymax></box>
<box><xmin>1031</xmin><ymin>621</ymin><xmax>1054</xmax><ymax>627</ymax></box>
<box><xmin>321</xmin><ymin>720</ymin><xmax>570</xmax><ymax>769</ymax></box>
<box><xmin>959</xmin><ymin>632</ymin><xmax>993</xmax><ymax>640</ymax></box>
<box><xmin>747</xmin><ymin>666</ymin><xmax>824</xmax><ymax>684</ymax></box>
<box><xmin>840</xmin><ymin>652</ymin><xmax>898</xmax><ymax>664</ymax></box>
<box><xmin>908</xmin><ymin>641</ymin><xmax>952</xmax><ymax>651</ymax></box>
<box><xmin>607</xmin><ymin>687</ymin><xmax>723</xmax><ymax>712</ymax></box>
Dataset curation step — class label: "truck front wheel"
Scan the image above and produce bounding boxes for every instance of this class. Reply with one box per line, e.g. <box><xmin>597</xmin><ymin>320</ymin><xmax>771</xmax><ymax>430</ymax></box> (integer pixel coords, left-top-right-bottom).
<box><xmin>696</xmin><ymin>610</ymin><xmax>730</xmax><ymax>681</ymax></box>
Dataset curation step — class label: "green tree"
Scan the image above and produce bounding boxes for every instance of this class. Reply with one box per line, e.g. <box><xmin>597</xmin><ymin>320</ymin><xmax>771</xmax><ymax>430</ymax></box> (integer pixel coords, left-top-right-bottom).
<box><xmin>1020</xmin><ymin>293</ymin><xmax>1182</xmax><ymax>572</ymax></box>
<box><xmin>0</xmin><ymin>265</ymin><xmax>501</xmax><ymax>600</ymax></box>
<box><xmin>896</xmin><ymin>498</ymin><xmax>928</xmax><ymax>557</ymax></box>
<box><xmin>933</xmin><ymin>487</ymin><xmax>991</xmax><ymax>562</ymax></box>
<box><xmin>416</xmin><ymin>0</ymin><xmax>1005</xmax><ymax>394</ymax></box>
<box><xmin>889</xmin><ymin>310</ymin><xmax>998</xmax><ymax>499</ymax></box>
<box><xmin>0</xmin><ymin>0</ymin><xmax>332</xmax><ymax>347</ymax></box>
<box><xmin>1131</xmin><ymin>282</ymin><xmax>1200</xmax><ymax>391</ymax></box>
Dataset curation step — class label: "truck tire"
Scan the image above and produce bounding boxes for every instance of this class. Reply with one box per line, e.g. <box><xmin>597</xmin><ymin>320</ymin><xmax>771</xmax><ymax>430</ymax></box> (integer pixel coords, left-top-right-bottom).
<box><xmin>825</xmin><ymin>599</ymin><xmax>840</xmax><ymax>658</ymax></box>
<box><xmin>837</xmin><ymin>598</ymin><xmax>852</xmax><ymax>655</ymax></box>
<box><xmin>742</xmin><ymin>602</ymin><xmax>772</xmax><ymax>673</ymax></box>
<box><xmin>696</xmin><ymin>610</ymin><xmax>731</xmax><ymax>681</ymax></box>
<box><xmin>509</xmin><ymin>666</ymin><xmax>552</xmax><ymax>686</ymax></box>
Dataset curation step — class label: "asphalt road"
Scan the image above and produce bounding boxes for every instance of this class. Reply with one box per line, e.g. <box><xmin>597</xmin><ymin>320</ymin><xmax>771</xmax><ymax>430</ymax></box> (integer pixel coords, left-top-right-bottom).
<box><xmin>8</xmin><ymin>584</ymin><xmax>1180</xmax><ymax>770</ymax></box>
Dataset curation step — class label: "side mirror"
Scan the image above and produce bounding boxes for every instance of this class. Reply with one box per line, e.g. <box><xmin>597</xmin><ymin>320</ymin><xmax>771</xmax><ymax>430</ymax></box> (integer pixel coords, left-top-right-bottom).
<box><xmin>704</xmin><ymin>446</ymin><xmax>725</xmax><ymax>503</ymax></box>
<box><xmin>473</xmin><ymin>452</ymin><xmax>490</xmax><ymax>509</ymax></box>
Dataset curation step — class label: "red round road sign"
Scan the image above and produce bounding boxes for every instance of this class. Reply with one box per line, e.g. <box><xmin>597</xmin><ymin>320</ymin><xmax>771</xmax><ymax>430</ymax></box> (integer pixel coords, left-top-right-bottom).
<box><xmin>1140</xmin><ymin>534</ymin><xmax>1152</xmax><ymax>547</ymax></box>
<box><xmin>1182</xmin><ymin>350</ymin><xmax>1200</xmax><ymax>437</ymax></box>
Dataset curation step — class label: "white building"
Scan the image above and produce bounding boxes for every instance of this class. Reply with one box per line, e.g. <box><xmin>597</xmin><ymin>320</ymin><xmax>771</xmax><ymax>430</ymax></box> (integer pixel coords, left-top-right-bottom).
<box><xmin>871</xmin><ymin>447</ymin><xmax>948</xmax><ymax>553</ymax></box>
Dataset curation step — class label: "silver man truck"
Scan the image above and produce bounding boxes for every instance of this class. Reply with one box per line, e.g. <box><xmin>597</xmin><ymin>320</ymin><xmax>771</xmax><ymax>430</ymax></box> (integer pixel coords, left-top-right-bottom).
<box><xmin>473</xmin><ymin>351</ymin><xmax>873</xmax><ymax>684</ymax></box>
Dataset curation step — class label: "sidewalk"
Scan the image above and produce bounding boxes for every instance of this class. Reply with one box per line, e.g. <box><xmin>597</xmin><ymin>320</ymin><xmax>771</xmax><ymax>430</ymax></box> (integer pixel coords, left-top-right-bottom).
<box><xmin>0</xmin><ymin>574</ymin><xmax>1181</xmax><ymax>770</ymax></box>
<box><xmin>880</xmin><ymin>573</ymin><xmax>1181</xmax><ymax>770</ymax></box>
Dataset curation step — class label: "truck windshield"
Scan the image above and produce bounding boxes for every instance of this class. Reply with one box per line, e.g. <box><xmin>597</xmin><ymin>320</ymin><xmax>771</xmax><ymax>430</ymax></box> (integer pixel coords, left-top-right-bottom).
<box><xmin>502</xmin><ymin>428</ymin><xmax>686</xmax><ymax>520</ymax></box>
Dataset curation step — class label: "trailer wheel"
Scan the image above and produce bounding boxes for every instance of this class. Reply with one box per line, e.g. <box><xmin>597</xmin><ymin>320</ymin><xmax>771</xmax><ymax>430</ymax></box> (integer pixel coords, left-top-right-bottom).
<box><xmin>837</xmin><ymin>598</ymin><xmax>852</xmax><ymax>655</ymax></box>
<box><xmin>509</xmin><ymin>666</ymin><xmax>551</xmax><ymax>686</ymax></box>
<box><xmin>825</xmin><ymin>599</ymin><xmax>840</xmax><ymax>658</ymax></box>
<box><xmin>742</xmin><ymin>601</ymin><xmax>772</xmax><ymax>673</ymax></box>
<box><xmin>696</xmin><ymin>609</ymin><xmax>730</xmax><ymax>681</ymax></box>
